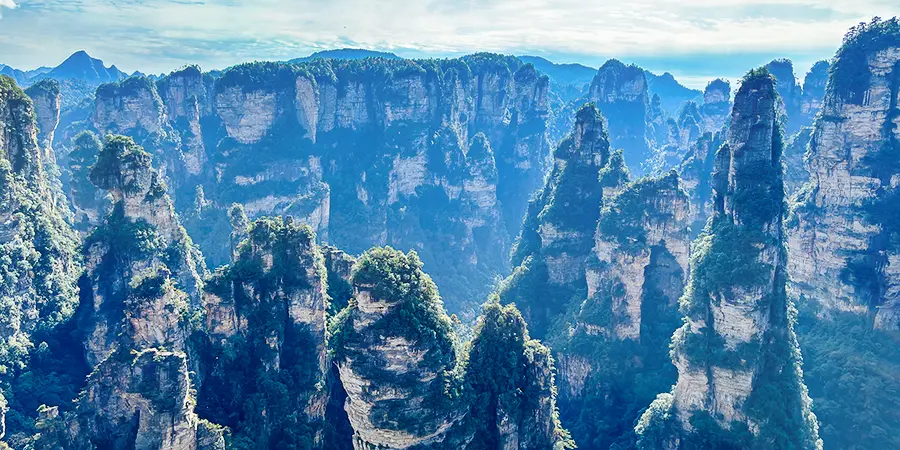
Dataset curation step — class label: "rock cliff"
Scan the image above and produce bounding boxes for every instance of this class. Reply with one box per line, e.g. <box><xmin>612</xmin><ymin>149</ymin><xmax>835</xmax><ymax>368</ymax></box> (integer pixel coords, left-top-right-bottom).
<box><xmin>463</xmin><ymin>300</ymin><xmax>572</xmax><ymax>450</ymax></box>
<box><xmin>198</xmin><ymin>217</ymin><xmax>329</xmax><ymax>448</ymax></box>
<box><xmin>555</xmin><ymin>171</ymin><xmax>691</xmax><ymax>448</ymax></box>
<box><xmin>500</xmin><ymin>103</ymin><xmax>611</xmax><ymax>338</ymax></box>
<box><xmin>636</xmin><ymin>68</ymin><xmax>821</xmax><ymax>450</ymax></box>
<box><xmin>81</xmin><ymin>55</ymin><xmax>550</xmax><ymax>313</ymax></box>
<box><xmin>330</xmin><ymin>247</ymin><xmax>573</xmax><ymax>449</ymax></box>
<box><xmin>786</xmin><ymin>18</ymin><xmax>900</xmax><ymax>330</ymax></box>
<box><xmin>33</xmin><ymin>133</ymin><xmax>222</xmax><ymax>450</ymax></box>
<box><xmin>79</xmin><ymin>134</ymin><xmax>206</xmax><ymax>366</ymax></box>
<box><xmin>330</xmin><ymin>248</ymin><xmax>465</xmax><ymax>449</ymax></box>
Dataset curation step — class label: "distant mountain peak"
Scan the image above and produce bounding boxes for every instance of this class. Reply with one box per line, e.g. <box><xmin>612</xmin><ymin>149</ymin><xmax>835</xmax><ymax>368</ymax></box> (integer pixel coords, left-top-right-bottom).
<box><xmin>46</xmin><ymin>50</ymin><xmax>126</xmax><ymax>84</ymax></box>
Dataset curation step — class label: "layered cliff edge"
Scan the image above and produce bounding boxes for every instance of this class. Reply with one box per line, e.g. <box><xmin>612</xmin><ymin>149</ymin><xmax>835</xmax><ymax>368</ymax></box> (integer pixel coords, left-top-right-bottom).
<box><xmin>787</xmin><ymin>18</ymin><xmax>900</xmax><ymax>330</ymax></box>
<box><xmin>66</xmin><ymin>55</ymin><xmax>551</xmax><ymax>314</ymax></box>
<box><xmin>635</xmin><ymin>68</ymin><xmax>821</xmax><ymax>450</ymax></box>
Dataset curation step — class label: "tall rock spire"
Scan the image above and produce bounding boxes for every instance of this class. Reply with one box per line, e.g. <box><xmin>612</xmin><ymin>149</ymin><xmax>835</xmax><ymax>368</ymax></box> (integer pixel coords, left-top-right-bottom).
<box><xmin>500</xmin><ymin>103</ymin><xmax>612</xmax><ymax>338</ymax></box>
<box><xmin>636</xmin><ymin>68</ymin><xmax>821</xmax><ymax>450</ymax></box>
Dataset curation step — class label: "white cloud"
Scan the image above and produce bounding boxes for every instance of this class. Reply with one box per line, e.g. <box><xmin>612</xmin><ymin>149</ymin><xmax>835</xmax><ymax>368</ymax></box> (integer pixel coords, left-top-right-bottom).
<box><xmin>0</xmin><ymin>0</ymin><xmax>17</xmax><ymax>18</ymax></box>
<box><xmin>0</xmin><ymin>0</ymin><xmax>895</xmax><ymax>77</ymax></box>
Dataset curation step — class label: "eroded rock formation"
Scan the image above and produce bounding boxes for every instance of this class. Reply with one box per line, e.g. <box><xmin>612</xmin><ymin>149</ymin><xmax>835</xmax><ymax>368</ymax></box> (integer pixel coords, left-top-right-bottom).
<box><xmin>787</xmin><ymin>19</ymin><xmax>900</xmax><ymax>330</ymax></box>
<box><xmin>199</xmin><ymin>217</ymin><xmax>329</xmax><ymax>447</ymax></box>
<box><xmin>500</xmin><ymin>103</ymin><xmax>612</xmax><ymax>338</ymax></box>
<box><xmin>636</xmin><ymin>68</ymin><xmax>821</xmax><ymax>450</ymax></box>
<box><xmin>80</xmin><ymin>55</ymin><xmax>550</xmax><ymax>312</ymax></box>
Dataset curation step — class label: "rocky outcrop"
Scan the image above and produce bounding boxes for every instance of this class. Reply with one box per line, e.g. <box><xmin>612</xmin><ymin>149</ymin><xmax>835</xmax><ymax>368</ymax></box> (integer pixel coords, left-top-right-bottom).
<box><xmin>35</xmin><ymin>349</ymin><xmax>225</xmax><ymax>450</ymax></box>
<box><xmin>37</xmin><ymin>132</ymin><xmax>222</xmax><ymax>450</ymax></box>
<box><xmin>786</xmin><ymin>19</ymin><xmax>900</xmax><ymax>330</ymax></box>
<box><xmin>636</xmin><ymin>68</ymin><xmax>821</xmax><ymax>450</ymax></box>
<box><xmin>83</xmin><ymin>55</ymin><xmax>550</xmax><ymax>312</ymax></box>
<box><xmin>500</xmin><ymin>103</ymin><xmax>611</xmax><ymax>338</ymax></box>
<box><xmin>556</xmin><ymin>171</ymin><xmax>690</xmax><ymax>448</ymax></box>
<box><xmin>579</xmin><ymin>171</ymin><xmax>690</xmax><ymax>340</ymax></box>
<box><xmin>586</xmin><ymin>60</ymin><xmax>653</xmax><ymax>175</ymax></box>
<box><xmin>800</xmin><ymin>61</ymin><xmax>829</xmax><ymax>124</ymax></box>
<box><xmin>0</xmin><ymin>75</ymin><xmax>80</xmax><ymax>387</ymax></box>
<box><xmin>699</xmin><ymin>79</ymin><xmax>731</xmax><ymax>133</ymax></box>
<box><xmin>330</xmin><ymin>248</ymin><xmax>465</xmax><ymax>449</ymax></box>
<box><xmin>463</xmin><ymin>301</ymin><xmax>572</xmax><ymax>450</ymax></box>
<box><xmin>766</xmin><ymin>59</ymin><xmax>804</xmax><ymax>133</ymax></box>
<box><xmin>24</xmin><ymin>79</ymin><xmax>61</xmax><ymax>155</ymax></box>
<box><xmin>678</xmin><ymin>131</ymin><xmax>726</xmax><ymax>231</ymax></box>
<box><xmin>199</xmin><ymin>217</ymin><xmax>329</xmax><ymax>447</ymax></box>
<box><xmin>79</xmin><ymin>135</ymin><xmax>205</xmax><ymax>366</ymax></box>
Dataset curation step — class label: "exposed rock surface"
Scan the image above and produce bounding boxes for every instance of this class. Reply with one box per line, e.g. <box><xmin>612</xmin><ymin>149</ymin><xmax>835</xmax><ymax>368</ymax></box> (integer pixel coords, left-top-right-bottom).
<box><xmin>81</xmin><ymin>55</ymin><xmax>550</xmax><ymax>312</ymax></box>
<box><xmin>463</xmin><ymin>301</ymin><xmax>572</xmax><ymax>450</ymax></box>
<box><xmin>786</xmin><ymin>19</ymin><xmax>900</xmax><ymax>330</ymax></box>
<box><xmin>555</xmin><ymin>171</ymin><xmax>691</xmax><ymax>448</ymax></box>
<box><xmin>24</xmin><ymin>79</ymin><xmax>62</xmax><ymax>155</ymax></box>
<box><xmin>79</xmin><ymin>135</ymin><xmax>206</xmax><ymax>366</ymax></box>
<box><xmin>500</xmin><ymin>104</ymin><xmax>612</xmax><ymax>338</ymax></box>
<box><xmin>579</xmin><ymin>171</ymin><xmax>690</xmax><ymax>341</ymax></box>
<box><xmin>199</xmin><ymin>217</ymin><xmax>329</xmax><ymax>448</ymax></box>
<box><xmin>330</xmin><ymin>248</ymin><xmax>465</xmax><ymax>449</ymax></box>
<box><xmin>636</xmin><ymin>68</ymin><xmax>821</xmax><ymax>450</ymax></box>
<box><xmin>800</xmin><ymin>61</ymin><xmax>830</xmax><ymax>125</ymax></box>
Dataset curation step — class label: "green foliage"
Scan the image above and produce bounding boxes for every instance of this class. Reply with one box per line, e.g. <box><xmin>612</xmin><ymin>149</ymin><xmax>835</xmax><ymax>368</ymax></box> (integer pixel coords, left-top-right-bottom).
<box><xmin>24</xmin><ymin>78</ymin><xmax>60</xmax><ymax>101</ymax></box>
<box><xmin>463</xmin><ymin>300</ymin><xmax>574</xmax><ymax>449</ymax></box>
<box><xmin>89</xmin><ymin>135</ymin><xmax>153</xmax><ymax>193</ymax></box>
<box><xmin>795</xmin><ymin>304</ymin><xmax>900</xmax><ymax>450</ymax></box>
<box><xmin>830</xmin><ymin>16</ymin><xmax>900</xmax><ymax>104</ymax></box>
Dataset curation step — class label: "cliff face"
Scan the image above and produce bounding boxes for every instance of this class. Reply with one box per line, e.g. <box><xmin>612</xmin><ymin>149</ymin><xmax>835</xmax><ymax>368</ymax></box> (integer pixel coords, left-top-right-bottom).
<box><xmin>24</xmin><ymin>79</ymin><xmax>62</xmax><ymax>156</ymax></box>
<box><xmin>0</xmin><ymin>75</ymin><xmax>80</xmax><ymax>391</ymax></box>
<box><xmin>83</xmin><ymin>55</ymin><xmax>550</xmax><ymax>312</ymax></box>
<box><xmin>199</xmin><ymin>217</ymin><xmax>329</xmax><ymax>448</ymax></box>
<box><xmin>636</xmin><ymin>68</ymin><xmax>820</xmax><ymax>450</ymax></box>
<box><xmin>800</xmin><ymin>61</ymin><xmax>830</xmax><ymax>124</ymax></box>
<box><xmin>34</xmin><ymin>133</ymin><xmax>223</xmax><ymax>450</ymax></box>
<box><xmin>586</xmin><ymin>60</ymin><xmax>653</xmax><ymax>176</ymax></box>
<box><xmin>500</xmin><ymin>103</ymin><xmax>611</xmax><ymax>338</ymax></box>
<box><xmin>330</xmin><ymin>248</ymin><xmax>573</xmax><ymax>450</ymax></box>
<box><xmin>330</xmin><ymin>248</ymin><xmax>464</xmax><ymax>449</ymax></box>
<box><xmin>554</xmin><ymin>171</ymin><xmax>690</xmax><ymax>448</ymax></box>
<box><xmin>786</xmin><ymin>19</ymin><xmax>900</xmax><ymax>329</ymax></box>
<box><xmin>79</xmin><ymin>135</ymin><xmax>206</xmax><ymax>366</ymax></box>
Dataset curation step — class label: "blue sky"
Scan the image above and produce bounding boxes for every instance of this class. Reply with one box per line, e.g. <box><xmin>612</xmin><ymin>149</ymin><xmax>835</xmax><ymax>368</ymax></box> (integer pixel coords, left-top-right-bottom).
<box><xmin>0</xmin><ymin>0</ymin><xmax>896</xmax><ymax>88</ymax></box>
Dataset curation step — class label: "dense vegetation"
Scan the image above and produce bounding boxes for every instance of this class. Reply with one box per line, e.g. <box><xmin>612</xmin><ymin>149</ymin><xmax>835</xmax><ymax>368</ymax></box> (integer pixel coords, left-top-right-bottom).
<box><xmin>829</xmin><ymin>17</ymin><xmax>900</xmax><ymax>105</ymax></box>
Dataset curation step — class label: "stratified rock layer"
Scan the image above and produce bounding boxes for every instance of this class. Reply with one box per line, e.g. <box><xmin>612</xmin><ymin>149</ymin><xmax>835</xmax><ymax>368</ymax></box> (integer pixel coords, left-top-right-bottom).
<box><xmin>787</xmin><ymin>19</ymin><xmax>900</xmax><ymax>330</ymax></box>
<box><xmin>636</xmin><ymin>68</ymin><xmax>821</xmax><ymax>450</ymax></box>
<box><xmin>199</xmin><ymin>217</ymin><xmax>329</xmax><ymax>447</ymax></box>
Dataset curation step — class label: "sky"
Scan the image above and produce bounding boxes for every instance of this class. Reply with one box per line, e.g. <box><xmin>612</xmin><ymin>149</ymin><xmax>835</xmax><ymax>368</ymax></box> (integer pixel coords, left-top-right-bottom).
<box><xmin>0</xmin><ymin>0</ymin><xmax>897</xmax><ymax>88</ymax></box>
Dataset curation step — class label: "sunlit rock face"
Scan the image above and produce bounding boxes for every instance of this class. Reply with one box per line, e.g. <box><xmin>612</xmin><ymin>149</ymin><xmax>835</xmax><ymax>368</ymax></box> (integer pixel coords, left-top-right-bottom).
<box><xmin>635</xmin><ymin>68</ymin><xmax>821</xmax><ymax>450</ymax></box>
<box><xmin>498</xmin><ymin>103</ymin><xmax>612</xmax><ymax>339</ymax></box>
<box><xmin>83</xmin><ymin>55</ymin><xmax>551</xmax><ymax>312</ymax></box>
<box><xmin>199</xmin><ymin>217</ymin><xmax>329</xmax><ymax>447</ymax></box>
<box><xmin>330</xmin><ymin>248</ymin><xmax>465</xmax><ymax>450</ymax></box>
<box><xmin>786</xmin><ymin>21</ymin><xmax>900</xmax><ymax>330</ymax></box>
